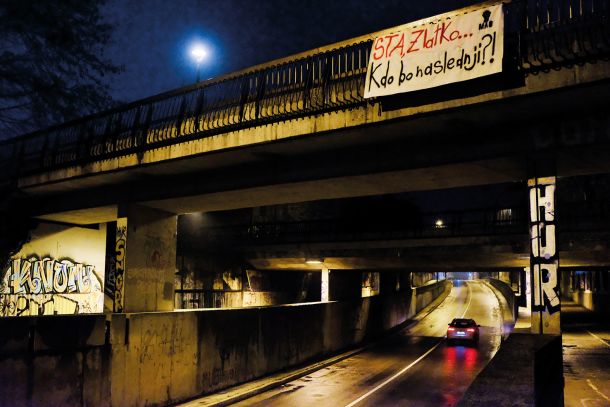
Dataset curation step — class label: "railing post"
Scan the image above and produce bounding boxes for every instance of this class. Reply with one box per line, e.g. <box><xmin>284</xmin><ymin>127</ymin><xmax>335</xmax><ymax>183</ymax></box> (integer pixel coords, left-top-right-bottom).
<box><xmin>113</xmin><ymin>112</ymin><xmax>123</xmax><ymax>152</ymax></box>
<box><xmin>39</xmin><ymin>134</ymin><xmax>49</xmax><ymax>170</ymax></box>
<box><xmin>193</xmin><ymin>89</ymin><xmax>205</xmax><ymax>131</ymax></box>
<box><xmin>142</xmin><ymin>104</ymin><xmax>153</xmax><ymax>147</ymax></box>
<box><xmin>77</xmin><ymin>124</ymin><xmax>89</xmax><ymax>165</ymax></box>
<box><xmin>128</xmin><ymin>107</ymin><xmax>142</xmax><ymax>152</ymax></box>
<box><xmin>254</xmin><ymin>71</ymin><xmax>266</xmax><ymax>120</ymax></box>
<box><xmin>238</xmin><ymin>76</ymin><xmax>250</xmax><ymax>123</ymax></box>
<box><xmin>175</xmin><ymin>97</ymin><xmax>187</xmax><ymax>138</ymax></box>
<box><xmin>321</xmin><ymin>53</ymin><xmax>332</xmax><ymax>106</ymax></box>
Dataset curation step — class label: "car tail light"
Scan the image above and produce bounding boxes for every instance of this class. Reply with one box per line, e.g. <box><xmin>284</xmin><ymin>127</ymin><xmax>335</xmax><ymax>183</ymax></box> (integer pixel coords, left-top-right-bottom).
<box><xmin>467</xmin><ymin>328</ymin><xmax>475</xmax><ymax>332</ymax></box>
<box><xmin>448</xmin><ymin>327</ymin><xmax>455</xmax><ymax>331</ymax></box>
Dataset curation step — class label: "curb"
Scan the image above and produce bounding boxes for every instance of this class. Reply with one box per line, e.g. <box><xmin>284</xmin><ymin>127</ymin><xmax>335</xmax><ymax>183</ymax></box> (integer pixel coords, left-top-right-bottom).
<box><xmin>201</xmin><ymin>346</ymin><xmax>368</xmax><ymax>407</ymax></box>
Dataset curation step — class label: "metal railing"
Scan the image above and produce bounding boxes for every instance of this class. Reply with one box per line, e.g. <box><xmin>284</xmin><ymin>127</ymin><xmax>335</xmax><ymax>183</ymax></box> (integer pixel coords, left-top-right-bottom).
<box><xmin>0</xmin><ymin>0</ymin><xmax>608</xmax><ymax>181</ymax></box>
<box><xmin>182</xmin><ymin>206</ymin><xmax>530</xmax><ymax>247</ymax></box>
<box><xmin>180</xmin><ymin>199</ymin><xmax>610</xmax><ymax>248</ymax></box>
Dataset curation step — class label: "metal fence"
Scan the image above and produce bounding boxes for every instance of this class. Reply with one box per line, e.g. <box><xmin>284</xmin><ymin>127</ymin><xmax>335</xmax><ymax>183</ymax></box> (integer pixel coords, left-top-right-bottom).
<box><xmin>0</xmin><ymin>0</ymin><xmax>608</xmax><ymax>181</ymax></box>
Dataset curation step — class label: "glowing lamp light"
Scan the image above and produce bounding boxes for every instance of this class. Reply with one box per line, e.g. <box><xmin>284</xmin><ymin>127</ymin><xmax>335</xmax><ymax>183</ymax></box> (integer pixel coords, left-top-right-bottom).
<box><xmin>190</xmin><ymin>44</ymin><xmax>208</xmax><ymax>64</ymax></box>
<box><xmin>435</xmin><ymin>219</ymin><xmax>444</xmax><ymax>228</ymax></box>
<box><xmin>305</xmin><ymin>258</ymin><xmax>324</xmax><ymax>265</ymax></box>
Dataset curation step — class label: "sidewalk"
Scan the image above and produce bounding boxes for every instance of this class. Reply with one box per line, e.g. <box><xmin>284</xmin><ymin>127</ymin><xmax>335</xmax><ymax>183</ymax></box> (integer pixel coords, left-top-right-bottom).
<box><xmin>561</xmin><ymin>301</ymin><xmax>610</xmax><ymax>407</ymax></box>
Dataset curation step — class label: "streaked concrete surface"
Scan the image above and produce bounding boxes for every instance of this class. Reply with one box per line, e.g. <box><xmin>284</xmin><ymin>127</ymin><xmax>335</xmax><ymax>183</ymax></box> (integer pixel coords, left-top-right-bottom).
<box><xmin>229</xmin><ymin>280</ymin><xmax>503</xmax><ymax>406</ymax></box>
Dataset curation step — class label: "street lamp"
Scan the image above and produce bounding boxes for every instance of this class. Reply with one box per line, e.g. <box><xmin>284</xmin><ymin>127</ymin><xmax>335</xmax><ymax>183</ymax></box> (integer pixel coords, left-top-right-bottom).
<box><xmin>189</xmin><ymin>43</ymin><xmax>208</xmax><ymax>82</ymax></box>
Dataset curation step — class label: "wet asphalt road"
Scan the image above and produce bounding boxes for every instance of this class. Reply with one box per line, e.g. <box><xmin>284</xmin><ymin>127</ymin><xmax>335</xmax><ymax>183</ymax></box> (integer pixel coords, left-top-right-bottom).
<box><xmin>233</xmin><ymin>280</ymin><xmax>504</xmax><ymax>407</ymax></box>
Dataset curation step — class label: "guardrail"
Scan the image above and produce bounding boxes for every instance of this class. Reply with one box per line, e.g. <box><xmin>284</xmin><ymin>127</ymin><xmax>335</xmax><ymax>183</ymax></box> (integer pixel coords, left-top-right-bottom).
<box><xmin>0</xmin><ymin>0</ymin><xmax>608</xmax><ymax>181</ymax></box>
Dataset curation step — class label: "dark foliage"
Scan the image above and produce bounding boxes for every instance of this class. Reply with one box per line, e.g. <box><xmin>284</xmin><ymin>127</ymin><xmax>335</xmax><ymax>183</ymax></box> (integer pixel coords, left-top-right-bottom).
<box><xmin>0</xmin><ymin>0</ymin><xmax>121</xmax><ymax>138</ymax></box>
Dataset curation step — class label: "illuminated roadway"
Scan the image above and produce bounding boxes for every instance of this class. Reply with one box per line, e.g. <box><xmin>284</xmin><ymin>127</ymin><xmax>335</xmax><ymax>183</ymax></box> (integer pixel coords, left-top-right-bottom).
<box><xmin>233</xmin><ymin>280</ymin><xmax>504</xmax><ymax>406</ymax></box>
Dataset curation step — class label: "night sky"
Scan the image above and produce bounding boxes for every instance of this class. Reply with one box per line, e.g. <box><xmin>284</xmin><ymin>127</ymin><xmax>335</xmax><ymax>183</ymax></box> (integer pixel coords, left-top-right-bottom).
<box><xmin>102</xmin><ymin>0</ymin><xmax>479</xmax><ymax>103</ymax></box>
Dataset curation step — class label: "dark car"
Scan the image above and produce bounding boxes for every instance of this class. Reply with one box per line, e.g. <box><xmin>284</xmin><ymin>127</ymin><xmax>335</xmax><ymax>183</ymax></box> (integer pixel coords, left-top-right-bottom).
<box><xmin>446</xmin><ymin>318</ymin><xmax>480</xmax><ymax>346</ymax></box>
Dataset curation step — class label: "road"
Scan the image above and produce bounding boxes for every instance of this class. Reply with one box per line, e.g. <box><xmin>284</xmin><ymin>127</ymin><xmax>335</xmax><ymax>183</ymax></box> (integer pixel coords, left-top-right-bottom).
<box><xmin>233</xmin><ymin>280</ymin><xmax>504</xmax><ymax>407</ymax></box>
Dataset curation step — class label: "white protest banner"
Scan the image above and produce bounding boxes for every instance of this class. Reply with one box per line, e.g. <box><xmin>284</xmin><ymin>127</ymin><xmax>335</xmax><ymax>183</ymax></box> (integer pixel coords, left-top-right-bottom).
<box><xmin>364</xmin><ymin>3</ymin><xmax>504</xmax><ymax>98</ymax></box>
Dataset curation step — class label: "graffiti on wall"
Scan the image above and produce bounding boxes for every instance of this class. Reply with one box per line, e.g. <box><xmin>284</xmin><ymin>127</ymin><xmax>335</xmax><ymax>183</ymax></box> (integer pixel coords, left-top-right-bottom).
<box><xmin>362</xmin><ymin>272</ymin><xmax>380</xmax><ymax>298</ymax></box>
<box><xmin>0</xmin><ymin>255</ymin><xmax>103</xmax><ymax>317</ymax></box>
<box><xmin>529</xmin><ymin>176</ymin><xmax>560</xmax><ymax>314</ymax></box>
<box><xmin>104</xmin><ymin>246</ymin><xmax>117</xmax><ymax>299</ymax></box>
<box><xmin>114</xmin><ymin>220</ymin><xmax>127</xmax><ymax>312</ymax></box>
<box><xmin>2</xmin><ymin>257</ymin><xmax>100</xmax><ymax>295</ymax></box>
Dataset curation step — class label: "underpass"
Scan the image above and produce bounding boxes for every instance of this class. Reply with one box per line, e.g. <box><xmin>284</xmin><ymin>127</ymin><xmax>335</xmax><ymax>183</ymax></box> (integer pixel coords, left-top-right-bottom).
<box><xmin>1</xmin><ymin>1</ymin><xmax>610</xmax><ymax>406</ymax></box>
<box><xmin>182</xmin><ymin>280</ymin><xmax>506</xmax><ymax>407</ymax></box>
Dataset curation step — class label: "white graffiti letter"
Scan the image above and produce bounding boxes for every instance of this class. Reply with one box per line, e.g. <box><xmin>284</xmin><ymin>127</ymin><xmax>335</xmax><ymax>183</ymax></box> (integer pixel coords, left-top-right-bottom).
<box><xmin>533</xmin><ymin>263</ymin><xmax>560</xmax><ymax>308</ymax></box>
<box><xmin>530</xmin><ymin>184</ymin><xmax>555</xmax><ymax>222</ymax></box>
<box><xmin>530</xmin><ymin>224</ymin><xmax>556</xmax><ymax>259</ymax></box>
<box><xmin>53</xmin><ymin>262</ymin><xmax>68</xmax><ymax>293</ymax></box>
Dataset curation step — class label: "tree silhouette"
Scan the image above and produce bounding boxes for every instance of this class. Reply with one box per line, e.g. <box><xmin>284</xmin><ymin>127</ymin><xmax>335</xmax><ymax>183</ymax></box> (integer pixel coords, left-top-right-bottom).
<box><xmin>0</xmin><ymin>0</ymin><xmax>121</xmax><ymax>138</ymax></box>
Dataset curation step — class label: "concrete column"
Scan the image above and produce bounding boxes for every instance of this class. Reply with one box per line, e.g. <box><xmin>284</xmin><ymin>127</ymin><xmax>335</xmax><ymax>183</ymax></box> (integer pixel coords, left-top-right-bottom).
<box><xmin>528</xmin><ymin>176</ymin><xmax>561</xmax><ymax>334</ymax></box>
<box><xmin>116</xmin><ymin>204</ymin><xmax>177</xmax><ymax>313</ymax></box>
<box><xmin>321</xmin><ymin>267</ymin><xmax>329</xmax><ymax>302</ymax></box>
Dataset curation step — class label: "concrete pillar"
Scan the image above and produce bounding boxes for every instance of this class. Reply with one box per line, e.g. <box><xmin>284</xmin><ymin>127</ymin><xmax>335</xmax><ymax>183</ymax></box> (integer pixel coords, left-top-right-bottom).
<box><xmin>528</xmin><ymin>176</ymin><xmax>561</xmax><ymax>334</ymax></box>
<box><xmin>115</xmin><ymin>204</ymin><xmax>177</xmax><ymax>313</ymax></box>
<box><xmin>321</xmin><ymin>267</ymin><xmax>329</xmax><ymax>302</ymax></box>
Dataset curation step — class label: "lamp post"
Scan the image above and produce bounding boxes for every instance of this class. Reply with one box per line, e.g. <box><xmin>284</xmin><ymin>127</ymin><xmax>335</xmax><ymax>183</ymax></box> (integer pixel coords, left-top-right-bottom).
<box><xmin>190</xmin><ymin>43</ymin><xmax>208</xmax><ymax>82</ymax></box>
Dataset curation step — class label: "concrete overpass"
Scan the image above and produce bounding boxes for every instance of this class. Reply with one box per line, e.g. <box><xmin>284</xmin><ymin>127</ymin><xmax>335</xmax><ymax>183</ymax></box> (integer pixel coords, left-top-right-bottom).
<box><xmin>0</xmin><ymin>1</ymin><xmax>608</xmax><ymax>225</ymax></box>
<box><xmin>1</xmin><ymin>1</ymin><xmax>610</xmax><ymax>406</ymax></box>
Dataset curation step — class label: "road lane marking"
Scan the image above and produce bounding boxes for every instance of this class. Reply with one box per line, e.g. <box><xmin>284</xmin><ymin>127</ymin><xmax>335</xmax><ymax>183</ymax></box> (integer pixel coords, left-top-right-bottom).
<box><xmin>344</xmin><ymin>341</ymin><xmax>442</xmax><ymax>407</ymax></box>
<box><xmin>586</xmin><ymin>379</ymin><xmax>610</xmax><ymax>403</ymax></box>
<box><xmin>345</xmin><ymin>281</ymin><xmax>473</xmax><ymax>406</ymax></box>
<box><xmin>585</xmin><ymin>330</ymin><xmax>610</xmax><ymax>349</ymax></box>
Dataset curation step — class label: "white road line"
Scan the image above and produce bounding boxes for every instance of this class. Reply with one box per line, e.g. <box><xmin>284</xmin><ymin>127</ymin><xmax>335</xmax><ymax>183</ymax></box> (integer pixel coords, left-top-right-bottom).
<box><xmin>345</xmin><ymin>281</ymin><xmax>472</xmax><ymax>407</ymax></box>
<box><xmin>585</xmin><ymin>330</ymin><xmax>610</xmax><ymax>349</ymax></box>
<box><xmin>586</xmin><ymin>379</ymin><xmax>610</xmax><ymax>403</ymax></box>
<box><xmin>344</xmin><ymin>341</ymin><xmax>442</xmax><ymax>407</ymax></box>
<box><xmin>580</xmin><ymin>398</ymin><xmax>598</xmax><ymax>407</ymax></box>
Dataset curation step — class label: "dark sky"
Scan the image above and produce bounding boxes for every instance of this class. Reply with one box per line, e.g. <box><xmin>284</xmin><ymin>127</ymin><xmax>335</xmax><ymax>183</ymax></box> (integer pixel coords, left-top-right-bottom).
<box><xmin>102</xmin><ymin>0</ymin><xmax>479</xmax><ymax>103</ymax></box>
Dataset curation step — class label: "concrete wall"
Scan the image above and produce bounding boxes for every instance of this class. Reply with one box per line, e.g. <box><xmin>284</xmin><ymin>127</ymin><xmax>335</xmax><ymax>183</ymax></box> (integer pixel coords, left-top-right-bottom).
<box><xmin>571</xmin><ymin>290</ymin><xmax>610</xmax><ymax>312</ymax></box>
<box><xmin>0</xmin><ymin>280</ymin><xmax>449</xmax><ymax>407</ymax></box>
<box><xmin>486</xmin><ymin>278</ymin><xmax>518</xmax><ymax>325</ymax></box>
<box><xmin>0</xmin><ymin>222</ymin><xmax>107</xmax><ymax>316</ymax></box>
<box><xmin>566</xmin><ymin>270</ymin><xmax>610</xmax><ymax>312</ymax></box>
<box><xmin>412</xmin><ymin>280</ymin><xmax>449</xmax><ymax>315</ymax></box>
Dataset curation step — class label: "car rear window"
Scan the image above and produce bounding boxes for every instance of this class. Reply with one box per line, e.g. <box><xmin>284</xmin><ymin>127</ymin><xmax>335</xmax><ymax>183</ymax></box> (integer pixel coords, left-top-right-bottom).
<box><xmin>451</xmin><ymin>319</ymin><xmax>474</xmax><ymax>327</ymax></box>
